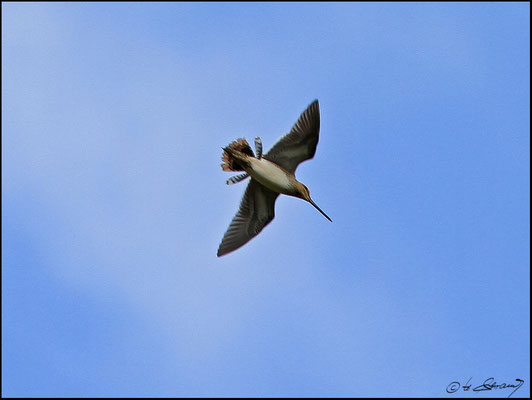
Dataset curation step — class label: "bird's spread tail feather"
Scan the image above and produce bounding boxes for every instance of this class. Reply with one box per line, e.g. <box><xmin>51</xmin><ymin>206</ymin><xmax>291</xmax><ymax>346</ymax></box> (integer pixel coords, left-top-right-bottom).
<box><xmin>221</xmin><ymin>138</ymin><xmax>254</xmax><ymax>171</ymax></box>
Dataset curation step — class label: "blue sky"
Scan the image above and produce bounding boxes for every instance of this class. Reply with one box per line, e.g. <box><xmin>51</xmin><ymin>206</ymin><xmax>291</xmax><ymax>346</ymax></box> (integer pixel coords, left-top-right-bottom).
<box><xmin>2</xmin><ymin>2</ymin><xmax>529</xmax><ymax>397</ymax></box>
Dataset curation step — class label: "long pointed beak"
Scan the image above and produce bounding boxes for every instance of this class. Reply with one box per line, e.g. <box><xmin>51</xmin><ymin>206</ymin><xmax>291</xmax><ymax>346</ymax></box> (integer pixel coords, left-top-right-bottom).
<box><xmin>308</xmin><ymin>198</ymin><xmax>332</xmax><ymax>222</ymax></box>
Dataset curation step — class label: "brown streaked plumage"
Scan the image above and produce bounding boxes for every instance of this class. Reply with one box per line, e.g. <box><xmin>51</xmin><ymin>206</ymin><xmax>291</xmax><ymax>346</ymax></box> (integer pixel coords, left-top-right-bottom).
<box><xmin>217</xmin><ymin>100</ymin><xmax>331</xmax><ymax>257</ymax></box>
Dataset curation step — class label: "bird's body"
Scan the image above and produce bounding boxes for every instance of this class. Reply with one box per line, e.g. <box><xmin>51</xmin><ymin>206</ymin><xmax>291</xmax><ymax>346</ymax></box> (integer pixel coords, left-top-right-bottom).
<box><xmin>241</xmin><ymin>157</ymin><xmax>296</xmax><ymax>196</ymax></box>
<box><xmin>217</xmin><ymin>100</ymin><xmax>331</xmax><ymax>257</ymax></box>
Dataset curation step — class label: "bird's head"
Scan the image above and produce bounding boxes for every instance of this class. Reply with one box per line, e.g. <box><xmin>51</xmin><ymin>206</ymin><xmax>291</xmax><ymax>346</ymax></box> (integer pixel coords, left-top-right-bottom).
<box><xmin>295</xmin><ymin>182</ymin><xmax>332</xmax><ymax>222</ymax></box>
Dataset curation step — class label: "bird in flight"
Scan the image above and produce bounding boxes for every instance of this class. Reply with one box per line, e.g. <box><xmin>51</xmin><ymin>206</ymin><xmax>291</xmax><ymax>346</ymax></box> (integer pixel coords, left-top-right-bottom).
<box><xmin>217</xmin><ymin>100</ymin><xmax>331</xmax><ymax>257</ymax></box>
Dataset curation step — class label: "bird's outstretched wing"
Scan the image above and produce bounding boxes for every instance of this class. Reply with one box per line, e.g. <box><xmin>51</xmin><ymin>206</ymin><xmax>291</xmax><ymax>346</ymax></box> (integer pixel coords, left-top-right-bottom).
<box><xmin>217</xmin><ymin>179</ymin><xmax>280</xmax><ymax>257</ymax></box>
<box><xmin>263</xmin><ymin>100</ymin><xmax>320</xmax><ymax>173</ymax></box>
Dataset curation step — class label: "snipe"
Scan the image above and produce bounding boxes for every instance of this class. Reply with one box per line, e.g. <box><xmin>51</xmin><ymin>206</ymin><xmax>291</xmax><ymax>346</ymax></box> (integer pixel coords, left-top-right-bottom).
<box><xmin>218</xmin><ymin>100</ymin><xmax>331</xmax><ymax>257</ymax></box>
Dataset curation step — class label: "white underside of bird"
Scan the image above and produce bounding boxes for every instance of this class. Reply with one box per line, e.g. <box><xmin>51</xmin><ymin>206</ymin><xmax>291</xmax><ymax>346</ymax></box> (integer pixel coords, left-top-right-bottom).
<box><xmin>245</xmin><ymin>158</ymin><xmax>294</xmax><ymax>195</ymax></box>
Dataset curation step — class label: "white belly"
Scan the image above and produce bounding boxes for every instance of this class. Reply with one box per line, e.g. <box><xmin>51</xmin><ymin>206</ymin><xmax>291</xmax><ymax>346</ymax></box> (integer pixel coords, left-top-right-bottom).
<box><xmin>246</xmin><ymin>158</ymin><xmax>293</xmax><ymax>194</ymax></box>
